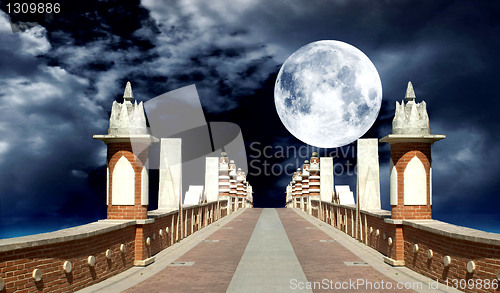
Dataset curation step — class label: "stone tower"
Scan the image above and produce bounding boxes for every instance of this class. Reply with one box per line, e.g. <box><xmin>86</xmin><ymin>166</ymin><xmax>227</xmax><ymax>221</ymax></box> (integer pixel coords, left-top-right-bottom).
<box><xmin>380</xmin><ymin>82</ymin><xmax>445</xmax><ymax>220</ymax></box>
<box><xmin>94</xmin><ymin>82</ymin><xmax>158</xmax><ymax>220</ymax></box>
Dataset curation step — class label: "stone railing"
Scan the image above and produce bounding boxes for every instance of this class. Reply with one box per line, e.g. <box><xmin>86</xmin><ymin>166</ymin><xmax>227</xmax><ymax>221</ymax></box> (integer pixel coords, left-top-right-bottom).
<box><xmin>309</xmin><ymin>200</ymin><xmax>500</xmax><ymax>293</ymax></box>
<box><xmin>0</xmin><ymin>200</ymin><xmax>226</xmax><ymax>293</ymax></box>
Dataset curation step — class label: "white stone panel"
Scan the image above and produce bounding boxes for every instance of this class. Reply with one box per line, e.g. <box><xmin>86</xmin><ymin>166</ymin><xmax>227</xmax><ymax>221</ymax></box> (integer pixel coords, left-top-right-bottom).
<box><xmin>356</xmin><ymin>139</ymin><xmax>381</xmax><ymax>210</ymax></box>
<box><xmin>390</xmin><ymin>158</ymin><xmax>398</xmax><ymax>205</ymax></box>
<box><xmin>320</xmin><ymin>157</ymin><xmax>334</xmax><ymax>202</ymax></box>
<box><xmin>184</xmin><ymin>185</ymin><xmax>204</xmax><ymax>205</ymax></box>
<box><xmin>183</xmin><ymin>192</ymin><xmax>198</xmax><ymax>206</ymax></box>
<box><xmin>338</xmin><ymin>191</ymin><xmax>355</xmax><ymax>205</ymax></box>
<box><xmin>112</xmin><ymin>156</ymin><xmax>135</xmax><ymax>205</ymax></box>
<box><xmin>141</xmin><ymin>166</ymin><xmax>149</xmax><ymax>205</ymax></box>
<box><xmin>404</xmin><ymin>156</ymin><xmax>427</xmax><ymax>205</ymax></box>
<box><xmin>158</xmin><ymin>138</ymin><xmax>182</xmax><ymax>209</ymax></box>
<box><xmin>247</xmin><ymin>185</ymin><xmax>253</xmax><ymax>202</ymax></box>
<box><xmin>106</xmin><ymin>167</ymin><xmax>109</xmax><ymax>205</ymax></box>
<box><xmin>191</xmin><ymin>185</ymin><xmax>204</xmax><ymax>200</ymax></box>
<box><xmin>430</xmin><ymin>167</ymin><xmax>432</xmax><ymax>205</ymax></box>
<box><xmin>204</xmin><ymin>157</ymin><xmax>219</xmax><ymax>203</ymax></box>
<box><xmin>335</xmin><ymin>185</ymin><xmax>350</xmax><ymax>203</ymax></box>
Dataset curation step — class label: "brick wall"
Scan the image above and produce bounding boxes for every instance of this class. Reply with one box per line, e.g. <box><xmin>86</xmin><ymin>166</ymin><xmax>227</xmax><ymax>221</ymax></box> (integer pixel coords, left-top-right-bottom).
<box><xmin>403</xmin><ymin>225</ymin><xmax>500</xmax><ymax>293</ymax></box>
<box><xmin>363</xmin><ymin>211</ymin><xmax>392</xmax><ymax>257</ymax></box>
<box><xmin>0</xmin><ymin>200</ymin><xmax>227</xmax><ymax>293</ymax></box>
<box><xmin>107</xmin><ymin>205</ymin><xmax>148</xmax><ymax>220</ymax></box>
<box><xmin>220</xmin><ymin>200</ymin><xmax>228</xmax><ymax>217</ymax></box>
<box><xmin>0</xmin><ymin>225</ymin><xmax>136</xmax><ymax>293</ymax></box>
<box><xmin>311</xmin><ymin>200</ymin><xmax>319</xmax><ymax>218</ymax></box>
<box><xmin>311</xmin><ymin>201</ymin><xmax>500</xmax><ymax>293</ymax></box>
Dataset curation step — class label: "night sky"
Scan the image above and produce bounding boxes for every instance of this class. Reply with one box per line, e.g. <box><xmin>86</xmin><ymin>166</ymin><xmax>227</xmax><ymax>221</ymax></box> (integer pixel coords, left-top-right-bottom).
<box><xmin>1</xmin><ymin>0</ymin><xmax>499</xmax><ymax>238</ymax></box>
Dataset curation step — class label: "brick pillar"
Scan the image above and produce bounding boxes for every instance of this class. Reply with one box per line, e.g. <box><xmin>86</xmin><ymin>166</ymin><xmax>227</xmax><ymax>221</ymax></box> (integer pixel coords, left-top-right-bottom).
<box><xmin>380</xmin><ymin>81</ymin><xmax>445</xmax><ymax>266</ymax></box>
<box><xmin>104</xmin><ymin>140</ymin><xmax>153</xmax><ymax>220</ymax></box>
<box><xmin>93</xmin><ymin>82</ymin><xmax>157</xmax><ymax>220</ymax></box>
<box><xmin>309</xmin><ymin>153</ymin><xmax>320</xmax><ymax>195</ymax></box>
<box><xmin>291</xmin><ymin>173</ymin><xmax>298</xmax><ymax>208</ymax></box>
<box><xmin>218</xmin><ymin>152</ymin><xmax>230</xmax><ymax>196</ymax></box>
<box><xmin>229</xmin><ymin>160</ymin><xmax>237</xmax><ymax>212</ymax></box>
<box><xmin>295</xmin><ymin>169</ymin><xmax>303</xmax><ymax>210</ymax></box>
<box><xmin>309</xmin><ymin>152</ymin><xmax>320</xmax><ymax>214</ymax></box>
<box><xmin>243</xmin><ymin>179</ymin><xmax>248</xmax><ymax>208</ymax></box>
<box><xmin>301</xmin><ymin>160</ymin><xmax>310</xmax><ymax>198</ymax></box>
<box><xmin>93</xmin><ymin>81</ymin><xmax>158</xmax><ymax>266</ymax></box>
<box><xmin>381</xmin><ymin>82</ymin><xmax>445</xmax><ymax>220</ymax></box>
<box><xmin>388</xmin><ymin>142</ymin><xmax>434</xmax><ymax>219</ymax></box>
<box><xmin>235</xmin><ymin>168</ymin><xmax>244</xmax><ymax>210</ymax></box>
<box><xmin>218</xmin><ymin>152</ymin><xmax>230</xmax><ymax>217</ymax></box>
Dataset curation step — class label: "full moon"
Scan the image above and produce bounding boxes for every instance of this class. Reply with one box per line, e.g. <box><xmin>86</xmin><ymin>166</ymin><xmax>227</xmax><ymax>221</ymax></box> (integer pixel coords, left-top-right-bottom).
<box><xmin>274</xmin><ymin>40</ymin><xmax>382</xmax><ymax>148</ymax></box>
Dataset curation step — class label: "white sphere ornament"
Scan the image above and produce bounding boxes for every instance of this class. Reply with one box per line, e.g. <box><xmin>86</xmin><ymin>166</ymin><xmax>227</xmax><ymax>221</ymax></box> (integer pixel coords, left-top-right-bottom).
<box><xmin>387</xmin><ymin>237</ymin><xmax>393</xmax><ymax>246</ymax></box>
<box><xmin>105</xmin><ymin>249</ymin><xmax>112</xmax><ymax>259</ymax></box>
<box><xmin>120</xmin><ymin>244</ymin><xmax>126</xmax><ymax>253</ymax></box>
<box><xmin>32</xmin><ymin>269</ymin><xmax>42</xmax><ymax>281</ymax></box>
<box><xmin>443</xmin><ymin>256</ymin><xmax>451</xmax><ymax>267</ymax></box>
<box><xmin>376</xmin><ymin>229</ymin><xmax>380</xmax><ymax>236</ymax></box>
<box><xmin>63</xmin><ymin>261</ymin><xmax>72</xmax><ymax>273</ymax></box>
<box><xmin>146</xmin><ymin>237</ymin><xmax>151</xmax><ymax>246</ymax></box>
<box><xmin>159</xmin><ymin>229</ymin><xmax>164</xmax><ymax>236</ymax></box>
<box><xmin>166</xmin><ymin>227</ymin><xmax>169</xmax><ymax>234</ymax></box>
<box><xmin>274</xmin><ymin>40</ymin><xmax>382</xmax><ymax>148</ymax></box>
<box><xmin>369</xmin><ymin>227</ymin><xmax>373</xmax><ymax>233</ymax></box>
<box><xmin>413</xmin><ymin>244</ymin><xmax>419</xmax><ymax>254</ymax></box>
<box><xmin>427</xmin><ymin>249</ymin><xmax>433</xmax><ymax>259</ymax></box>
<box><xmin>88</xmin><ymin>255</ymin><xmax>96</xmax><ymax>267</ymax></box>
<box><xmin>467</xmin><ymin>261</ymin><xmax>476</xmax><ymax>273</ymax></box>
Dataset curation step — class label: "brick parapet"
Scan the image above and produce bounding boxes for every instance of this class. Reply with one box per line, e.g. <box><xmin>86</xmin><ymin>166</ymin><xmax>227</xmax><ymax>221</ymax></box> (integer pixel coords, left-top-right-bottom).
<box><xmin>312</xmin><ymin>201</ymin><xmax>500</xmax><ymax>293</ymax></box>
<box><xmin>0</xmin><ymin>201</ymin><xmax>225</xmax><ymax>293</ymax></box>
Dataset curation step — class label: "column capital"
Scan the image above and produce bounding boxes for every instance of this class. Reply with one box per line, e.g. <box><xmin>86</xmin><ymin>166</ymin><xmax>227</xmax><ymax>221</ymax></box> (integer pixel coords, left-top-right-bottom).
<box><xmin>380</xmin><ymin>134</ymin><xmax>445</xmax><ymax>144</ymax></box>
<box><xmin>93</xmin><ymin>134</ymin><xmax>159</xmax><ymax>144</ymax></box>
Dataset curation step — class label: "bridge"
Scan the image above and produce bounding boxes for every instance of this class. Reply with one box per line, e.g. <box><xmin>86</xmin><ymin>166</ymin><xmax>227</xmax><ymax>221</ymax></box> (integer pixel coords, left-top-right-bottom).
<box><xmin>77</xmin><ymin>207</ymin><xmax>457</xmax><ymax>293</ymax></box>
<box><xmin>1</xmin><ymin>82</ymin><xmax>500</xmax><ymax>293</ymax></box>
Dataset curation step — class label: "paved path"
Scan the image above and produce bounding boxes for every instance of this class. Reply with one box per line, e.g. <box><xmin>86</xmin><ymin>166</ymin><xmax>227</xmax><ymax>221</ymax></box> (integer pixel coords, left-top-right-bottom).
<box><xmin>80</xmin><ymin>208</ymin><xmax>460</xmax><ymax>293</ymax></box>
<box><xmin>126</xmin><ymin>209</ymin><xmax>261</xmax><ymax>293</ymax></box>
<box><xmin>278</xmin><ymin>209</ymin><xmax>414</xmax><ymax>293</ymax></box>
<box><xmin>226</xmin><ymin>209</ymin><xmax>311</xmax><ymax>293</ymax></box>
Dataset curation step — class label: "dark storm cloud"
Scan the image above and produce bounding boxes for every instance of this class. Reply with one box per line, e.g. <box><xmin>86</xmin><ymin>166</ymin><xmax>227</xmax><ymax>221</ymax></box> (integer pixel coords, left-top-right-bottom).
<box><xmin>0</xmin><ymin>11</ymin><xmax>109</xmax><ymax>226</ymax></box>
<box><xmin>0</xmin><ymin>0</ymin><xmax>499</xmax><ymax>235</ymax></box>
<box><xmin>0</xmin><ymin>0</ymin><xmax>281</xmax><ymax>228</ymax></box>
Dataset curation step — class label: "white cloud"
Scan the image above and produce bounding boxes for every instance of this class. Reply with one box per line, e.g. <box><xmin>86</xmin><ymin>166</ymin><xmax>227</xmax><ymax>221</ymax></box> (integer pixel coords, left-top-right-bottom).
<box><xmin>0</xmin><ymin>141</ymin><xmax>10</xmax><ymax>155</ymax></box>
<box><xmin>139</xmin><ymin>0</ymin><xmax>278</xmax><ymax>112</ymax></box>
<box><xmin>19</xmin><ymin>26</ymin><xmax>51</xmax><ymax>56</ymax></box>
<box><xmin>0</xmin><ymin>12</ymin><xmax>109</xmax><ymax>217</ymax></box>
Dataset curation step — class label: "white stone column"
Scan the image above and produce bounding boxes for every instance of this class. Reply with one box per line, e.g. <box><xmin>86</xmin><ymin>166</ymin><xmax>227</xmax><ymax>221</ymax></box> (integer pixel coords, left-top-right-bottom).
<box><xmin>204</xmin><ymin>157</ymin><xmax>219</xmax><ymax>203</ymax></box>
<box><xmin>357</xmin><ymin>139</ymin><xmax>381</xmax><ymax>210</ymax></box>
<box><xmin>320</xmin><ymin>157</ymin><xmax>334</xmax><ymax>203</ymax></box>
<box><xmin>158</xmin><ymin>138</ymin><xmax>182</xmax><ymax>210</ymax></box>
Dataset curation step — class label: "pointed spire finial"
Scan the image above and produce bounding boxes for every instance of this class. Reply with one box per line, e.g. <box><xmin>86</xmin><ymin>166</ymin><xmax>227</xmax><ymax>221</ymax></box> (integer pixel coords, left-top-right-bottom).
<box><xmin>405</xmin><ymin>81</ymin><xmax>416</xmax><ymax>102</ymax></box>
<box><xmin>123</xmin><ymin>81</ymin><xmax>133</xmax><ymax>102</ymax></box>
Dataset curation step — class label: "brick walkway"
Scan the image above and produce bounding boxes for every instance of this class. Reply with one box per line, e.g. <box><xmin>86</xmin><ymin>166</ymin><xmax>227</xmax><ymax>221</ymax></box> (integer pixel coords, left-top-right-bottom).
<box><xmin>84</xmin><ymin>208</ymin><xmax>457</xmax><ymax>293</ymax></box>
<box><xmin>277</xmin><ymin>208</ymin><xmax>415</xmax><ymax>292</ymax></box>
<box><xmin>125</xmin><ymin>209</ymin><xmax>262</xmax><ymax>293</ymax></box>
